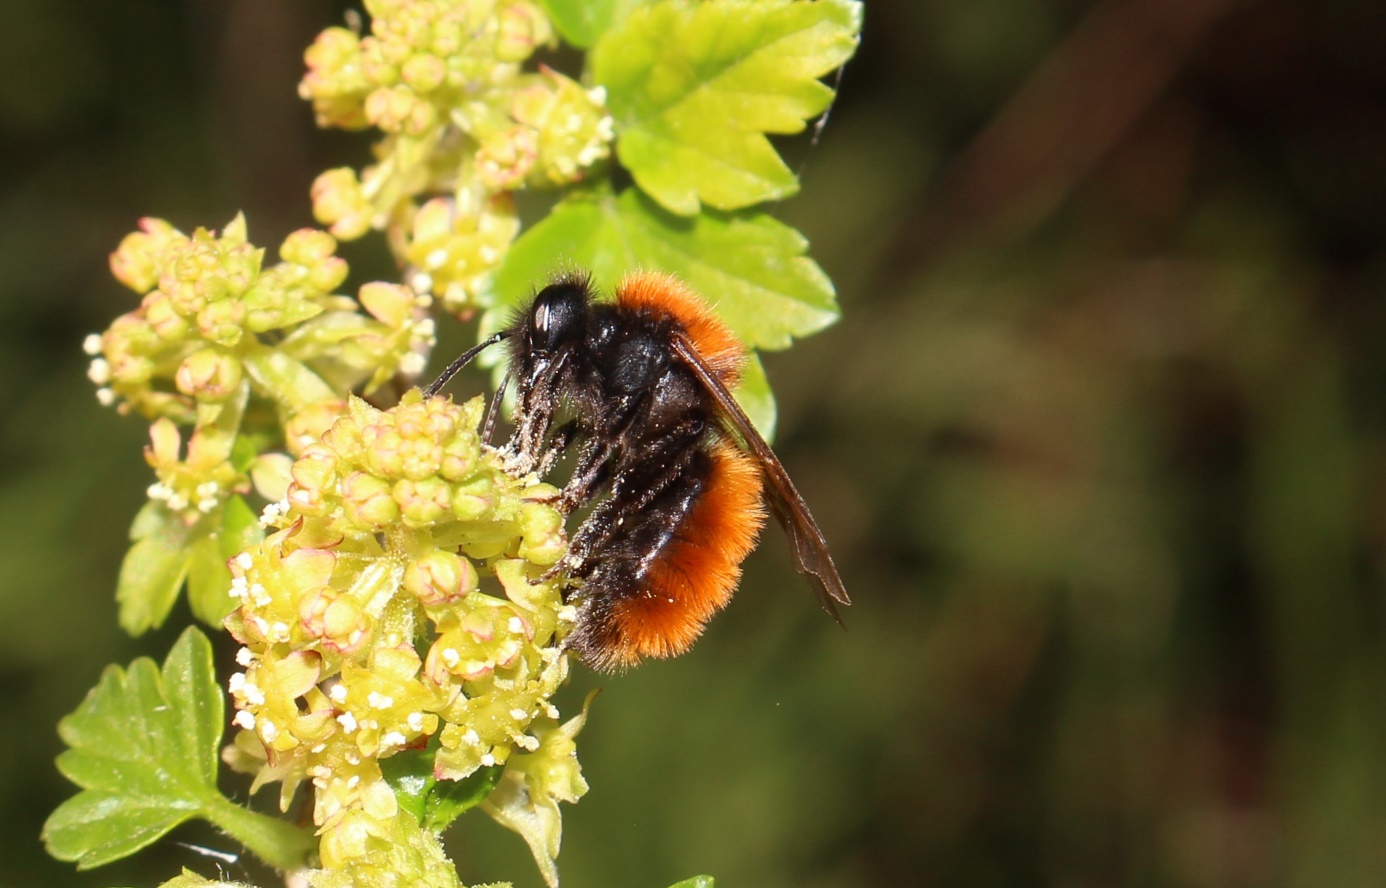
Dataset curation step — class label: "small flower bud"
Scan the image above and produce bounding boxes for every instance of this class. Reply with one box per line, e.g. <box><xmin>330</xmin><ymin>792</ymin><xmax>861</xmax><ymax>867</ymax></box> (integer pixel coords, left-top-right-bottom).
<box><xmin>311</xmin><ymin>168</ymin><xmax>374</xmax><ymax>241</ymax></box>
<box><xmin>340</xmin><ymin>471</ymin><xmax>399</xmax><ymax>529</ymax></box>
<box><xmin>174</xmin><ymin>348</ymin><xmax>243</xmax><ymax>400</ymax></box>
<box><xmin>404</xmin><ymin>550</ymin><xmax>478</xmax><ymax>607</ymax></box>
<box><xmin>195</xmin><ymin>296</ymin><xmax>247</xmax><ymax>346</ymax></box>
<box><xmin>109</xmin><ymin>217</ymin><xmax>179</xmax><ymax>293</ymax></box>
<box><xmin>393</xmin><ymin>476</ymin><xmax>451</xmax><ymax>526</ymax></box>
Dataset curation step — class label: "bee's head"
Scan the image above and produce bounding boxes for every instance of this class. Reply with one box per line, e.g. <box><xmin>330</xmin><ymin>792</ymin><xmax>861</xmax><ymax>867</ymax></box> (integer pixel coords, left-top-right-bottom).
<box><xmin>526</xmin><ymin>277</ymin><xmax>591</xmax><ymax>357</ymax></box>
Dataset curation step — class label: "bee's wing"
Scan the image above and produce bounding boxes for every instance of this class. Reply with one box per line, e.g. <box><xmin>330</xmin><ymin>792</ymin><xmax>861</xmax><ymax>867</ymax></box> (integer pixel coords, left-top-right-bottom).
<box><xmin>671</xmin><ymin>335</ymin><xmax>850</xmax><ymax>621</ymax></box>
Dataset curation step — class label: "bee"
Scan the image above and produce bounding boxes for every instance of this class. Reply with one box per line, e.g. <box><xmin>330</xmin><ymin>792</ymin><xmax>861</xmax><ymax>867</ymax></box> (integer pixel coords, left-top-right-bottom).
<box><xmin>425</xmin><ymin>272</ymin><xmax>849</xmax><ymax>671</ymax></box>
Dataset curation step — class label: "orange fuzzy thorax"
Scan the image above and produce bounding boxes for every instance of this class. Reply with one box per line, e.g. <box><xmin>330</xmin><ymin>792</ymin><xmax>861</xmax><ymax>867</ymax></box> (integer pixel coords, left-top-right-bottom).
<box><xmin>602</xmin><ymin>441</ymin><xmax>767</xmax><ymax>669</ymax></box>
<box><xmin>614</xmin><ymin>272</ymin><xmax>746</xmax><ymax>387</ymax></box>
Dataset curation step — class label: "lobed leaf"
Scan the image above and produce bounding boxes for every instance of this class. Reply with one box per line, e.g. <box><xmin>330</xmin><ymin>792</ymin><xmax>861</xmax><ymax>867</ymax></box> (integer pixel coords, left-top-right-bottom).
<box><xmin>592</xmin><ymin>0</ymin><xmax>862</xmax><ymax>214</ymax></box>
<box><xmin>45</xmin><ymin>629</ymin><xmax>313</xmax><ymax>871</ymax></box>
<box><xmin>116</xmin><ymin>505</ymin><xmax>196</xmax><ymax>635</ymax></box>
<box><xmin>44</xmin><ymin>629</ymin><xmax>222</xmax><ymax>868</ymax></box>
<box><xmin>538</xmin><ymin>0</ymin><xmax>652</xmax><ymax>48</ymax></box>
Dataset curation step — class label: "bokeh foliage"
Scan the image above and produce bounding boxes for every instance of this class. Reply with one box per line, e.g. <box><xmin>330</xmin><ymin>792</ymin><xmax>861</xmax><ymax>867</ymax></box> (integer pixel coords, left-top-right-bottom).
<box><xmin>5</xmin><ymin>1</ymin><xmax>1386</xmax><ymax>887</ymax></box>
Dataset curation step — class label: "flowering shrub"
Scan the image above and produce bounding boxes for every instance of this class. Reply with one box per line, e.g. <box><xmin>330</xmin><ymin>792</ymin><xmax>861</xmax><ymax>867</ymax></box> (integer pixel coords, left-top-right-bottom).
<box><xmin>42</xmin><ymin>1</ymin><xmax>859</xmax><ymax>886</ymax></box>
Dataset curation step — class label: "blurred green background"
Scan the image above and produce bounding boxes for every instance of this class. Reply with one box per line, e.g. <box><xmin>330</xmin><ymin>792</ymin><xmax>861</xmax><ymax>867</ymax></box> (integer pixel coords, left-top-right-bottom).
<box><xmin>5</xmin><ymin>0</ymin><xmax>1386</xmax><ymax>886</ymax></box>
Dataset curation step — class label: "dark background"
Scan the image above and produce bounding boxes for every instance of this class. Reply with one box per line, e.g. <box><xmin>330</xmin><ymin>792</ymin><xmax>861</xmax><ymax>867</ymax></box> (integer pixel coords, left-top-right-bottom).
<box><xmin>5</xmin><ymin>0</ymin><xmax>1386</xmax><ymax>886</ymax></box>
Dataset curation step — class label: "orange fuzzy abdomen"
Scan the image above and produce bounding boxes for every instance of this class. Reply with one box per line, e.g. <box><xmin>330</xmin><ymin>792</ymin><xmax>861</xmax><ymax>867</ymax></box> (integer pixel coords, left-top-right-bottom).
<box><xmin>604</xmin><ymin>441</ymin><xmax>767</xmax><ymax>669</ymax></box>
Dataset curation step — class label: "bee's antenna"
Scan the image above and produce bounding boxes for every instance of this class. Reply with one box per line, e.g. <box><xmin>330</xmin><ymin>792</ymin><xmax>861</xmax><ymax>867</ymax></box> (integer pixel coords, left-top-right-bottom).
<box><xmin>423</xmin><ymin>330</ymin><xmax>510</xmax><ymax>398</ymax></box>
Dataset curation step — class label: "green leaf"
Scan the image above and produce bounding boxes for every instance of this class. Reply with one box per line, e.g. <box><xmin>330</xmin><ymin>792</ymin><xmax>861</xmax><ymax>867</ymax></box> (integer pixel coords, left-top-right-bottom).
<box><xmin>669</xmin><ymin>878</ymin><xmax>715</xmax><ymax>888</ymax></box>
<box><xmin>44</xmin><ymin>628</ymin><xmax>220</xmax><ymax>867</ymax></box>
<box><xmin>592</xmin><ymin>0</ymin><xmax>862</xmax><ymax>214</ymax></box>
<box><xmin>424</xmin><ymin>764</ymin><xmax>505</xmax><ymax>831</ymax></box>
<box><xmin>185</xmin><ymin>496</ymin><xmax>262</xmax><ymax>627</ymax></box>
<box><xmin>185</xmin><ymin>535</ymin><xmax>230</xmax><ymax>627</ymax></box>
<box><xmin>538</xmin><ymin>0</ymin><xmax>651</xmax><ymax>48</ymax></box>
<box><xmin>43</xmin><ymin>629</ymin><xmax>313</xmax><ymax>871</ymax></box>
<box><xmin>381</xmin><ymin>744</ymin><xmax>505</xmax><ymax>831</ymax></box>
<box><xmin>735</xmin><ymin>352</ymin><xmax>777</xmax><ymax>442</ymax></box>
<box><xmin>494</xmin><ymin>188</ymin><xmax>839</xmax><ymax>351</ymax></box>
<box><xmin>116</xmin><ymin>505</ymin><xmax>195</xmax><ymax>635</ymax></box>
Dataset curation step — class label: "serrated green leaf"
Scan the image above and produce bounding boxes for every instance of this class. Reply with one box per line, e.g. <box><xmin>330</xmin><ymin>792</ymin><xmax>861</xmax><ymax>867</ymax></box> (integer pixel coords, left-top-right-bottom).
<box><xmin>44</xmin><ymin>792</ymin><xmax>199</xmax><ymax>870</ymax></box>
<box><xmin>44</xmin><ymin>629</ymin><xmax>220</xmax><ymax>868</ymax></box>
<box><xmin>187</xmin><ymin>495</ymin><xmax>263</xmax><ymax>627</ymax></box>
<box><xmin>43</xmin><ymin>629</ymin><xmax>312</xmax><ymax>871</ymax></box>
<box><xmin>593</xmin><ymin>0</ymin><xmax>862</xmax><ymax>214</ymax></box>
<box><xmin>116</xmin><ymin>507</ymin><xmax>195</xmax><ymax>635</ymax></box>
<box><xmin>494</xmin><ymin>189</ymin><xmax>838</xmax><ymax>350</ymax></box>
<box><xmin>538</xmin><ymin>0</ymin><xmax>651</xmax><ymax>48</ymax></box>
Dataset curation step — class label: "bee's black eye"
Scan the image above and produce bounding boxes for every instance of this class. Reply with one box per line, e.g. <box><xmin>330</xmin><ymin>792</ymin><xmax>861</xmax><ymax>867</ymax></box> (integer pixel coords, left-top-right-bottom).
<box><xmin>528</xmin><ymin>281</ymin><xmax>589</xmax><ymax>353</ymax></box>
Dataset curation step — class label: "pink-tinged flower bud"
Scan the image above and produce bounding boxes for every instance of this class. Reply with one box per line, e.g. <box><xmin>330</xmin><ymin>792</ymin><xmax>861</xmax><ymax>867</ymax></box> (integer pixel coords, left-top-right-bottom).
<box><xmin>438</xmin><ymin>431</ymin><xmax>479</xmax><ymax>481</ymax></box>
<box><xmin>174</xmin><ymin>348</ymin><xmax>243</xmax><ymax>400</ymax></box>
<box><xmin>364</xmin><ymin>84</ymin><xmax>436</xmax><ymax>135</ymax></box>
<box><xmin>139</xmin><ymin>291</ymin><xmax>190</xmax><ymax>341</ymax></box>
<box><xmin>393</xmin><ymin>476</ymin><xmax>451</xmax><ymax>526</ymax></box>
<box><xmin>291</xmin><ymin>446</ymin><xmax>339</xmax><ymax>497</ymax></box>
<box><xmin>110</xmin><ymin>218</ymin><xmax>180</xmax><ymax>293</ymax></box>
<box><xmin>340</xmin><ymin>471</ymin><xmax>399</xmax><ymax>528</ymax></box>
<box><xmin>300</xmin><ymin>587</ymin><xmax>370</xmax><ymax>654</ymax></box>
<box><xmin>400</xmin><ymin>52</ymin><xmax>446</xmax><ymax>93</ymax></box>
<box><xmin>404</xmin><ymin>551</ymin><xmax>477</xmax><ymax>606</ymax></box>
<box><xmin>476</xmin><ymin>125</ymin><xmax>539</xmax><ymax>190</ymax></box>
<box><xmin>311</xmin><ymin>168</ymin><xmax>374</xmax><ymax>241</ymax></box>
<box><xmin>495</xmin><ymin>1</ymin><xmax>554</xmax><ymax>63</ymax></box>
<box><xmin>285</xmin><ymin>399</ymin><xmax>350</xmax><ymax>456</ymax></box>
<box><xmin>301</xmin><ymin>26</ymin><xmax>371</xmax><ymax>129</ymax></box>
<box><xmin>450</xmin><ymin>476</ymin><xmax>494</xmax><ymax>520</ymax></box>
<box><xmin>195</xmin><ymin>298</ymin><xmax>247</xmax><ymax>346</ymax></box>
<box><xmin>518</xmin><ymin>500</ymin><xmax>566</xmax><ymax>565</ymax></box>
<box><xmin>362</xmin><ymin>423</ymin><xmax>405</xmax><ymax>477</ymax></box>
<box><xmin>279</xmin><ymin>228</ymin><xmax>350</xmax><ymax>293</ymax></box>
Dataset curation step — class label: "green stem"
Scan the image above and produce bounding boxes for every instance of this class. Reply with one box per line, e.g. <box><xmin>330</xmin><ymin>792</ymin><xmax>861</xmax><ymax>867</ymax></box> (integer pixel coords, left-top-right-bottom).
<box><xmin>203</xmin><ymin>794</ymin><xmax>317</xmax><ymax>872</ymax></box>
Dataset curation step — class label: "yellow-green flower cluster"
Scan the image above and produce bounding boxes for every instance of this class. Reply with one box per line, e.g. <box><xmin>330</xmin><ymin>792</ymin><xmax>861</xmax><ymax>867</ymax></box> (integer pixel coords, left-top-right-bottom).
<box><xmin>301</xmin><ymin>0</ymin><xmax>614</xmax><ymax>314</ymax></box>
<box><xmin>90</xmin><ymin>216</ymin><xmax>439</xmax><ymax>521</ymax></box>
<box><xmin>144</xmin><ymin>417</ymin><xmax>250</xmax><ymax>524</ymax></box>
<box><xmin>93</xmin><ymin>215</ymin><xmax>437</xmax><ymax>419</ymax></box>
<box><xmin>222</xmin><ymin>391</ymin><xmax>583</xmax><ymax>880</ymax></box>
<box><xmin>309</xmin><ymin>809</ymin><xmax>462</xmax><ymax>888</ymax></box>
